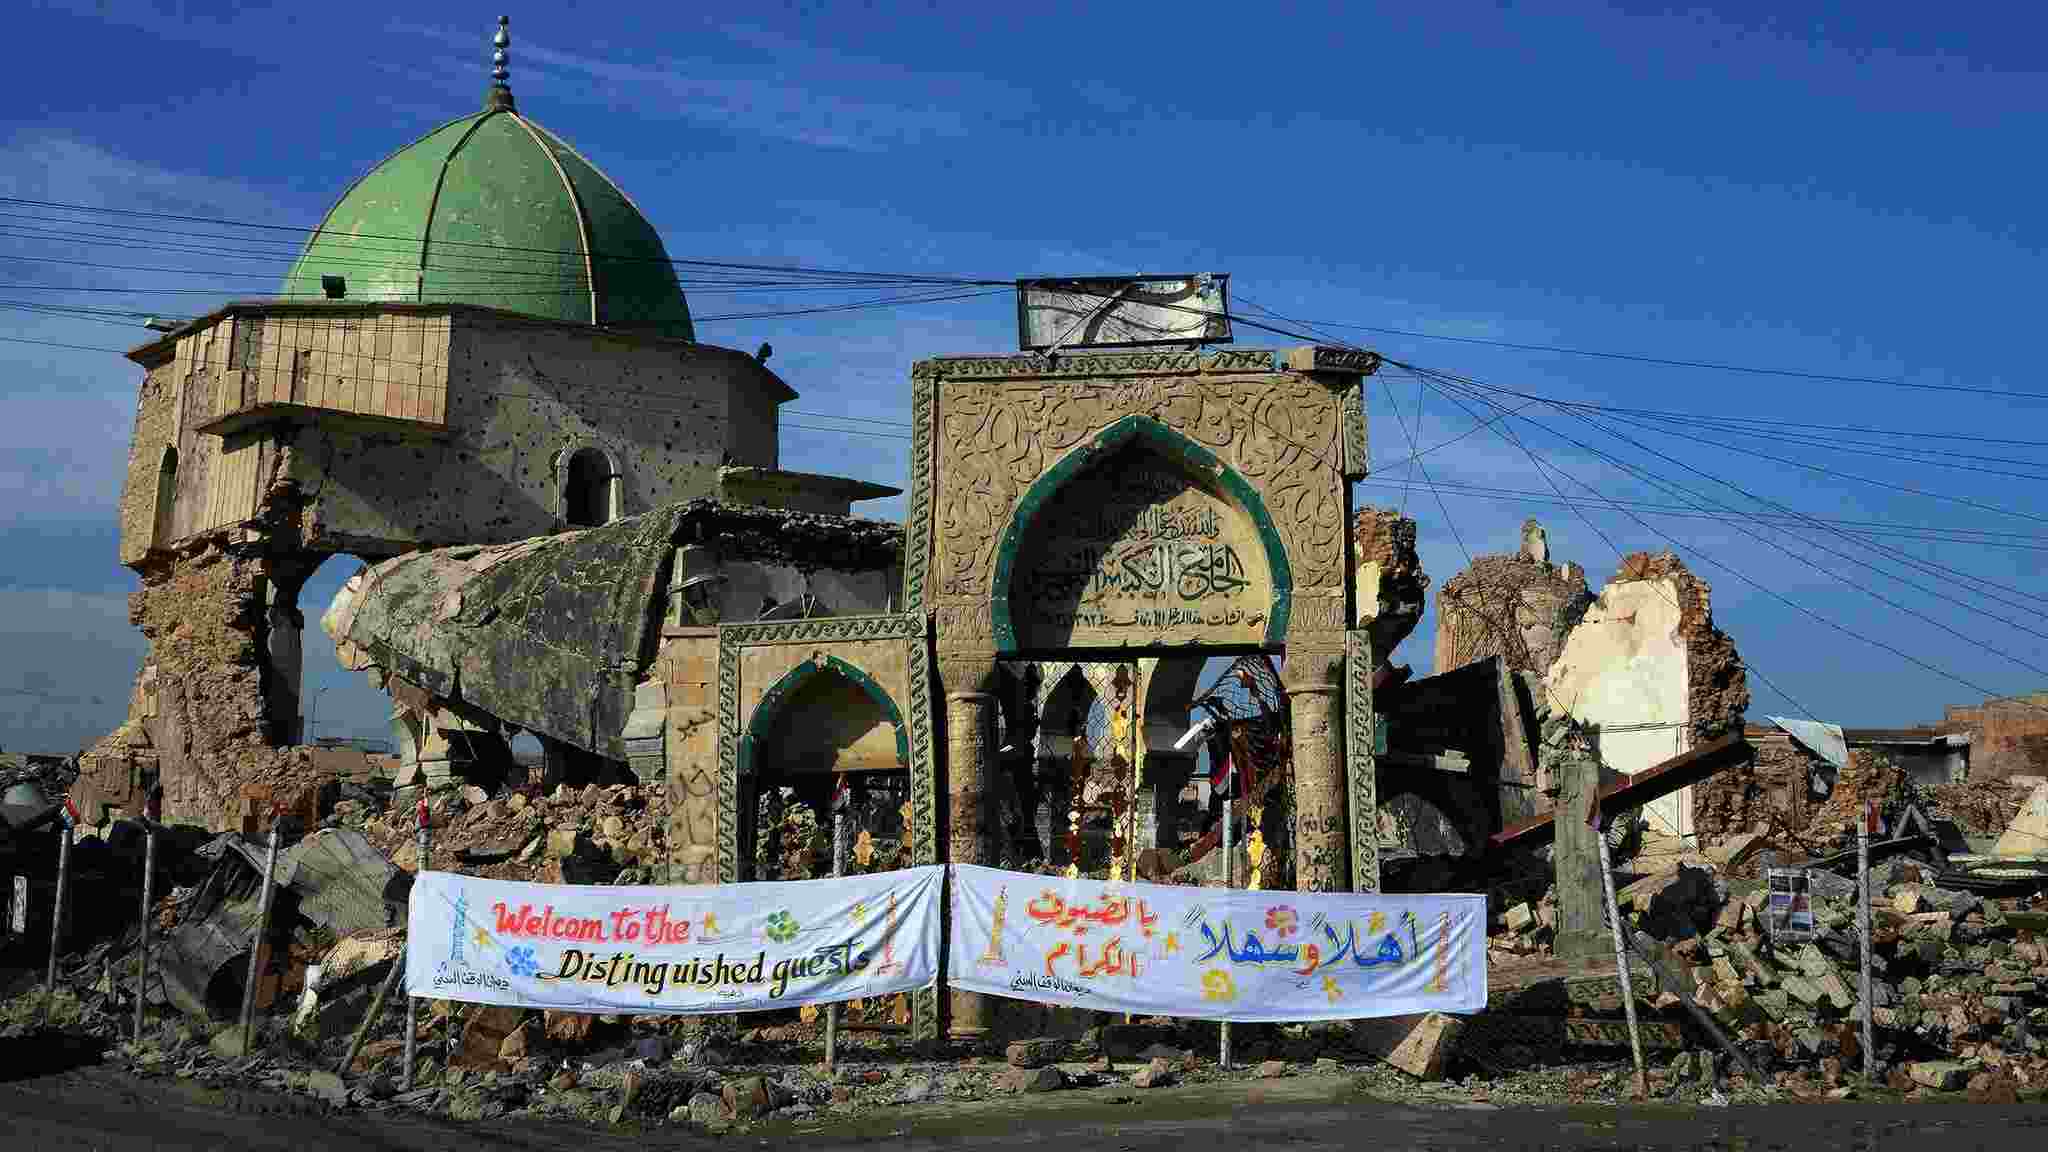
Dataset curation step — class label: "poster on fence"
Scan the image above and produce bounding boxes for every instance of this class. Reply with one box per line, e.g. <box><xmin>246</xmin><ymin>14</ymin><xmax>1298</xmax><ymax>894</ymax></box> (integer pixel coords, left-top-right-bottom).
<box><xmin>948</xmin><ymin>864</ymin><xmax>1486</xmax><ymax>1022</ymax></box>
<box><xmin>406</xmin><ymin>866</ymin><xmax>942</xmax><ymax>1013</ymax></box>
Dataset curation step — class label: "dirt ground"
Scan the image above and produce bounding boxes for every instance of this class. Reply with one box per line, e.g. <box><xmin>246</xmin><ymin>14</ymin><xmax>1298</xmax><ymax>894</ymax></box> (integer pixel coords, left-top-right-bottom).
<box><xmin>6</xmin><ymin>1048</ymin><xmax>2048</xmax><ymax>1152</ymax></box>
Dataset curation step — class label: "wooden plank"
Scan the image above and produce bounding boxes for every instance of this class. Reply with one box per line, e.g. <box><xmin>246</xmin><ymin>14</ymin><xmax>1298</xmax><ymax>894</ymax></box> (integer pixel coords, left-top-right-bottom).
<box><xmin>1488</xmin><ymin>734</ymin><xmax>1751</xmax><ymax>852</ymax></box>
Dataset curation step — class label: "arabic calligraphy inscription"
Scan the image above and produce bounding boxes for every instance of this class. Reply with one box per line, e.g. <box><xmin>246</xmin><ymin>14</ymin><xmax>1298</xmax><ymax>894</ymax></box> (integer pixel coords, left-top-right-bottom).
<box><xmin>1012</xmin><ymin>459</ymin><xmax>1273</xmax><ymax>649</ymax></box>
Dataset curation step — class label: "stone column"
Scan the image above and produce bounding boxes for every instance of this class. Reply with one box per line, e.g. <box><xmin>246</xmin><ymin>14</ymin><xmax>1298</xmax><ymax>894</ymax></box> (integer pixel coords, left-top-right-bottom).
<box><xmin>1551</xmin><ymin>751</ymin><xmax>1608</xmax><ymax>959</ymax></box>
<box><xmin>264</xmin><ymin>584</ymin><xmax>305</xmax><ymax>745</ymax></box>
<box><xmin>1287</xmin><ymin>643</ymin><xmax>1349</xmax><ymax>893</ymax></box>
<box><xmin>940</xmin><ymin>656</ymin><xmax>997</xmax><ymax>1041</ymax></box>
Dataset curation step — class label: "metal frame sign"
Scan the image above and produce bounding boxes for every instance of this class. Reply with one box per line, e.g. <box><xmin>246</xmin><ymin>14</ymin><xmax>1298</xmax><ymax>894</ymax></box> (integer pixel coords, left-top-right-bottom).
<box><xmin>1764</xmin><ymin>867</ymin><xmax>1814</xmax><ymax>941</ymax></box>
<box><xmin>1016</xmin><ymin>274</ymin><xmax>1231</xmax><ymax>351</ymax></box>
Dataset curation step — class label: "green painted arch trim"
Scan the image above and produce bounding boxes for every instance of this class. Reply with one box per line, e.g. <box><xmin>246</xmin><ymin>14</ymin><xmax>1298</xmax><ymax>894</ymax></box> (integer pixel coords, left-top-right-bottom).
<box><xmin>739</xmin><ymin>654</ymin><xmax>910</xmax><ymax>778</ymax></box>
<box><xmin>989</xmin><ymin>413</ymin><xmax>1293</xmax><ymax>653</ymax></box>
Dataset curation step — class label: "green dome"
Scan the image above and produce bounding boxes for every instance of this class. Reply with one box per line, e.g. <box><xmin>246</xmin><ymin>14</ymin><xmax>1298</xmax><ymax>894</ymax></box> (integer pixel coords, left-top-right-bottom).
<box><xmin>282</xmin><ymin>93</ymin><xmax>695</xmax><ymax>340</ymax></box>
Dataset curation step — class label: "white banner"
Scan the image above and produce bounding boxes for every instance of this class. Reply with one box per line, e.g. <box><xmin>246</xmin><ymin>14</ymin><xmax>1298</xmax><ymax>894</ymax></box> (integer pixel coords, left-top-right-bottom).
<box><xmin>406</xmin><ymin>866</ymin><xmax>942</xmax><ymax>1014</ymax></box>
<box><xmin>948</xmin><ymin>864</ymin><xmax>1486</xmax><ymax>1022</ymax></box>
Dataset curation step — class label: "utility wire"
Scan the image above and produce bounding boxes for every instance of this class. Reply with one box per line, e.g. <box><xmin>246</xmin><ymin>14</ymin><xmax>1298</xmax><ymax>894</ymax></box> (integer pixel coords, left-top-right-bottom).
<box><xmin>1433</xmin><ymin>368</ymin><xmax>1820</xmax><ymax>718</ymax></box>
<box><xmin>0</xmin><ymin>195</ymin><xmax>1010</xmax><ymax>286</ymax></box>
<box><xmin>1405</xmin><ymin>363</ymin><xmax>2048</xmax><ymax>713</ymax></box>
<box><xmin>1243</xmin><ymin>310</ymin><xmax>2048</xmax><ymax>403</ymax></box>
<box><xmin>1351</xmin><ymin>477</ymin><xmax>2048</xmax><ymax>551</ymax></box>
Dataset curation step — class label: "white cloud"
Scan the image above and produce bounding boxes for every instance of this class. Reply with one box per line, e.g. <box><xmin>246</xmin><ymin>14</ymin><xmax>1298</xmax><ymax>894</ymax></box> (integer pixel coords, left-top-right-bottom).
<box><xmin>396</xmin><ymin>19</ymin><xmax>1026</xmax><ymax>153</ymax></box>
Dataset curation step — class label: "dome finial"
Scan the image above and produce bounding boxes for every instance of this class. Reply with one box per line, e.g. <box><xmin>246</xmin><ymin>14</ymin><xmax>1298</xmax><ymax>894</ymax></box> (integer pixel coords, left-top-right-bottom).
<box><xmin>486</xmin><ymin>15</ymin><xmax>515</xmax><ymax>111</ymax></box>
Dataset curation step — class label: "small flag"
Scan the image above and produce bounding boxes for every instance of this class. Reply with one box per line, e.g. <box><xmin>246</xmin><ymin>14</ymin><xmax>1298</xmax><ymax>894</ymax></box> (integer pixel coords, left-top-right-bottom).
<box><xmin>61</xmin><ymin>795</ymin><xmax>81</xmax><ymax>828</ymax></box>
<box><xmin>1864</xmin><ymin>798</ymin><xmax>1883</xmax><ymax>836</ymax></box>
<box><xmin>831</xmin><ymin>773</ymin><xmax>851</xmax><ymax>815</ymax></box>
<box><xmin>1208</xmin><ymin>729</ymin><xmax>1240</xmax><ymax>802</ymax></box>
<box><xmin>416</xmin><ymin>794</ymin><xmax>430</xmax><ymax>830</ymax></box>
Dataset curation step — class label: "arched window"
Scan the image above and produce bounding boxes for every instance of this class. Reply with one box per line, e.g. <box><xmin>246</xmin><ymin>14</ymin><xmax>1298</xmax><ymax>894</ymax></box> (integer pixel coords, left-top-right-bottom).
<box><xmin>152</xmin><ymin>446</ymin><xmax>179</xmax><ymax>549</ymax></box>
<box><xmin>560</xmin><ymin>446</ymin><xmax>618</xmax><ymax>528</ymax></box>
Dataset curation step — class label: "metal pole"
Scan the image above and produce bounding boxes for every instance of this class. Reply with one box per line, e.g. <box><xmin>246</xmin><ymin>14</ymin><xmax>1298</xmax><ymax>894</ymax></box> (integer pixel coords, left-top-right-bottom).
<box><xmin>1595</xmin><ymin>826</ymin><xmax>1648</xmax><ymax>1098</ymax></box>
<box><xmin>239</xmin><ymin>824</ymin><xmax>281</xmax><ymax>1056</ymax></box>
<box><xmin>43</xmin><ymin>818</ymin><xmax>73</xmax><ymax>1024</ymax></box>
<box><xmin>825</xmin><ymin>798</ymin><xmax>847</xmax><ymax>1074</ymax></box>
<box><xmin>1858</xmin><ymin>800</ymin><xmax>1875</xmax><ymax>1083</ymax></box>
<box><xmin>1627</xmin><ymin>928</ymin><xmax>1765</xmax><ymax>1087</ymax></box>
<box><xmin>341</xmin><ymin>948</ymin><xmax>407</xmax><ymax>1077</ymax></box>
<box><xmin>1219</xmin><ymin>795</ymin><xmax>1232</xmax><ymax>1071</ymax></box>
<box><xmin>135</xmin><ymin>822</ymin><xmax>156</xmax><ymax>1041</ymax></box>
<box><xmin>401</xmin><ymin>795</ymin><xmax>428</xmax><ymax>1089</ymax></box>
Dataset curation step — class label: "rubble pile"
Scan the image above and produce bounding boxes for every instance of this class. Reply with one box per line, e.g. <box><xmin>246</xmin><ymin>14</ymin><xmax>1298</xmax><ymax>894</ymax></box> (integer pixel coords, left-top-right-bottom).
<box><xmin>1489</xmin><ymin>848</ymin><xmax>2048</xmax><ymax>1099</ymax></box>
<box><xmin>355</xmin><ymin>780</ymin><xmax>672</xmax><ymax>886</ymax></box>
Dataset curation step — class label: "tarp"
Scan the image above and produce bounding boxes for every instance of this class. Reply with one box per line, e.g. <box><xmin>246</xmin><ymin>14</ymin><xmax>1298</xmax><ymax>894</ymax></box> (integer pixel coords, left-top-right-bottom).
<box><xmin>947</xmin><ymin>864</ymin><xmax>1486</xmax><ymax>1022</ymax></box>
<box><xmin>1768</xmin><ymin>715</ymin><xmax>1849</xmax><ymax>770</ymax></box>
<box><xmin>407</xmin><ymin>866</ymin><xmax>942</xmax><ymax>1014</ymax></box>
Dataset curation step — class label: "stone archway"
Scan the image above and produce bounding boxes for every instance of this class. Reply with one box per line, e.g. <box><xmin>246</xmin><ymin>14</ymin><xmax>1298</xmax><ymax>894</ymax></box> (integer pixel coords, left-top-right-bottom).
<box><xmin>989</xmin><ymin>414</ymin><xmax>1294</xmax><ymax>654</ymax></box>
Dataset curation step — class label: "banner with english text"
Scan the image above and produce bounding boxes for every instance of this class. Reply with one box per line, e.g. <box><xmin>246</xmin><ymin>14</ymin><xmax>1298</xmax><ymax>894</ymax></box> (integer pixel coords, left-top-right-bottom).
<box><xmin>947</xmin><ymin>864</ymin><xmax>1486</xmax><ymax>1022</ymax></box>
<box><xmin>405</xmin><ymin>866</ymin><xmax>942</xmax><ymax>1013</ymax></box>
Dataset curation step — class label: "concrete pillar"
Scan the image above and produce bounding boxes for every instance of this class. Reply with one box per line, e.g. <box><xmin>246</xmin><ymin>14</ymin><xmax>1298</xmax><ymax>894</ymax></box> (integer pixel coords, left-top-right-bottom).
<box><xmin>1287</xmin><ymin>645</ymin><xmax>1349</xmax><ymax>893</ymax></box>
<box><xmin>1552</xmin><ymin>752</ymin><xmax>1608</xmax><ymax>959</ymax></box>
<box><xmin>940</xmin><ymin>657</ymin><xmax>997</xmax><ymax>1041</ymax></box>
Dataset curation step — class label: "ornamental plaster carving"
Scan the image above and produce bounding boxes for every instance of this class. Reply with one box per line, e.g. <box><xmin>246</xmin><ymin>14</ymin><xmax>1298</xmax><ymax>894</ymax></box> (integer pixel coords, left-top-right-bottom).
<box><xmin>929</xmin><ymin>377</ymin><xmax>1347</xmax><ymax>612</ymax></box>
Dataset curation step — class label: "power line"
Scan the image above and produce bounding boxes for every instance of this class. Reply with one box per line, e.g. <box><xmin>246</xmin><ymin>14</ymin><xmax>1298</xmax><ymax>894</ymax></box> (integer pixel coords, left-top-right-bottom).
<box><xmin>0</xmin><ymin>195</ymin><xmax>1011</xmax><ymax>287</ymax></box>
<box><xmin>1351</xmin><ymin>477</ymin><xmax>2048</xmax><ymax>551</ymax></box>
<box><xmin>1405</xmin><ymin>362</ymin><xmax>2048</xmax><ymax>712</ymax></box>
<box><xmin>1247</xmin><ymin>311</ymin><xmax>2048</xmax><ymax>403</ymax></box>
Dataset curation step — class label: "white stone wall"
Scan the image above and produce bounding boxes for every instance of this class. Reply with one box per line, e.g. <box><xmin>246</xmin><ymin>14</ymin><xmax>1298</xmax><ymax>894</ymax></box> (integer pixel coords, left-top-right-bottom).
<box><xmin>1543</xmin><ymin>576</ymin><xmax>1693</xmax><ymax>837</ymax></box>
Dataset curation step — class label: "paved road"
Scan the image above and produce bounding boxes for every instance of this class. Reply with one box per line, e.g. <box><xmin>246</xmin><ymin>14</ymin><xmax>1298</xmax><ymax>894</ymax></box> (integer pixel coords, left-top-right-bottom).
<box><xmin>6</xmin><ymin>1056</ymin><xmax>2048</xmax><ymax>1152</ymax></box>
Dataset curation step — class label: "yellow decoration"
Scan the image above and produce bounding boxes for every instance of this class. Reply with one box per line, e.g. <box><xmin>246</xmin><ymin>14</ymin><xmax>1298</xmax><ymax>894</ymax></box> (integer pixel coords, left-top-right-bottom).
<box><xmin>700</xmin><ymin>911</ymin><xmax>720</xmax><ymax>936</ymax></box>
<box><xmin>853</xmin><ymin>830</ymin><xmax>875</xmax><ymax>867</ymax></box>
<box><xmin>1201</xmin><ymin>969</ymin><xmax>1237</xmax><ymax>1003</ymax></box>
<box><xmin>799</xmin><ymin>1004</ymin><xmax>818</xmax><ymax>1023</ymax></box>
<box><xmin>1322</xmin><ymin>974</ymin><xmax>1343</xmax><ymax>1003</ymax></box>
<box><xmin>472</xmin><ymin>926</ymin><xmax>492</xmax><ymax>952</ymax></box>
<box><xmin>1163</xmin><ymin>931</ymin><xmax>1181</xmax><ymax>955</ymax></box>
<box><xmin>1368</xmin><ymin>910</ymin><xmax>1386</xmax><ymax>936</ymax></box>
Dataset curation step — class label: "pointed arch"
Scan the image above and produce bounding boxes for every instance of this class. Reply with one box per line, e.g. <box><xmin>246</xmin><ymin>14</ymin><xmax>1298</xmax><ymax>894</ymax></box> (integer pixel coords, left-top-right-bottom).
<box><xmin>151</xmin><ymin>445</ymin><xmax>180</xmax><ymax>550</ymax></box>
<box><xmin>739</xmin><ymin>654</ymin><xmax>908</xmax><ymax>778</ymax></box>
<box><xmin>990</xmin><ymin>414</ymin><xmax>1293</xmax><ymax>652</ymax></box>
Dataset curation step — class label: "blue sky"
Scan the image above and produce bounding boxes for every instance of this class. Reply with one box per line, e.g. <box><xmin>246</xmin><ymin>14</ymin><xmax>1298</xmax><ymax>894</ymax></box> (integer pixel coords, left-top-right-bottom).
<box><xmin>3</xmin><ymin>1</ymin><xmax>2045</xmax><ymax>755</ymax></box>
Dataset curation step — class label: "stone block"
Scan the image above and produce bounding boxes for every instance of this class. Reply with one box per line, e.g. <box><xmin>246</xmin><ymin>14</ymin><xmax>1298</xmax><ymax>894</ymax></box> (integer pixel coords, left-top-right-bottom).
<box><xmin>1504</xmin><ymin>903</ymin><xmax>1536</xmax><ymax>934</ymax></box>
<box><xmin>1352</xmin><ymin>1012</ymin><xmax>1461</xmax><ymax>1080</ymax></box>
<box><xmin>1905</xmin><ymin>1061</ymin><xmax>1970</xmax><ymax>1091</ymax></box>
<box><xmin>996</xmin><ymin>1065</ymin><xmax>1065</xmax><ymax>1093</ymax></box>
<box><xmin>454</xmin><ymin>1006</ymin><xmax>524</xmax><ymax>1069</ymax></box>
<box><xmin>545</xmin><ymin>1009</ymin><xmax>595</xmax><ymax>1045</ymax></box>
<box><xmin>1006</xmin><ymin>1038</ymin><xmax>1065</xmax><ymax>1068</ymax></box>
<box><xmin>1130</xmin><ymin>1058</ymin><xmax>1174</xmax><ymax>1089</ymax></box>
<box><xmin>1781</xmin><ymin>974</ymin><xmax>1827</xmax><ymax>1006</ymax></box>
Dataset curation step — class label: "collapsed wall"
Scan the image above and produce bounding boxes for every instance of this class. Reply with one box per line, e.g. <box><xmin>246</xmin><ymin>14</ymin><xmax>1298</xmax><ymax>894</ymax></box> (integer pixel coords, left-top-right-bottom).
<box><xmin>1536</xmin><ymin>550</ymin><xmax>1748</xmax><ymax>837</ymax></box>
<box><xmin>1353</xmin><ymin>504</ymin><xmax>1428</xmax><ymax>661</ymax></box>
<box><xmin>1434</xmin><ymin>519</ymin><xmax>1593</xmax><ymax>677</ymax></box>
<box><xmin>75</xmin><ymin>469</ymin><xmax>335</xmax><ymax>832</ymax></box>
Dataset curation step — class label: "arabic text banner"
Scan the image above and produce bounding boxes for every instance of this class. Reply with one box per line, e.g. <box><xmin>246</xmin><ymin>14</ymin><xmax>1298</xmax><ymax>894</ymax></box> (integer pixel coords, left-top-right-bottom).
<box><xmin>407</xmin><ymin>866</ymin><xmax>942</xmax><ymax>1013</ymax></box>
<box><xmin>948</xmin><ymin>864</ymin><xmax>1486</xmax><ymax>1022</ymax></box>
